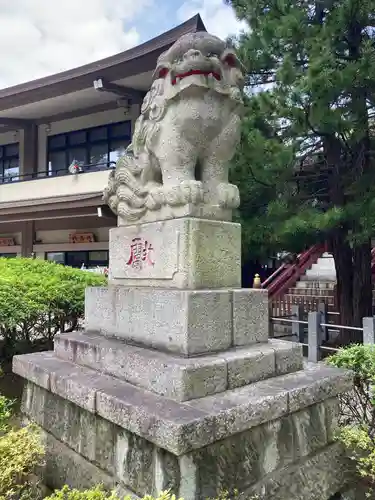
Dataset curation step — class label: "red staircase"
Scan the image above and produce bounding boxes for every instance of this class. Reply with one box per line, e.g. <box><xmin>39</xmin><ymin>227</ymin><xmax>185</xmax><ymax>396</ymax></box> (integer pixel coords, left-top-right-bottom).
<box><xmin>264</xmin><ymin>245</ymin><xmax>375</xmax><ymax>339</ymax></box>
<box><xmin>262</xmin><ymin>244</ymin><xmax>326</xmax><ymax>300</ymax></box>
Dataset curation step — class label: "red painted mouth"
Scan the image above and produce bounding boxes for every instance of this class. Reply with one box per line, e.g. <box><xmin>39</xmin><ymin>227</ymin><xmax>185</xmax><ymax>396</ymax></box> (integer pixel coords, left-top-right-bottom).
<box><xmin>171</xmin><ymin>69</ymin><xmax>221</xmax><ymax>85</ymax></box>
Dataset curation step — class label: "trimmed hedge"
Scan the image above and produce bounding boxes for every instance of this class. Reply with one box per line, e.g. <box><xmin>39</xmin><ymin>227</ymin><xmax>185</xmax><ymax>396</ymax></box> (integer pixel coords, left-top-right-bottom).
<box><xmin>0</xmin><ymin>257</ymin><xmax>106</xmax><ymax>360</ymax></box>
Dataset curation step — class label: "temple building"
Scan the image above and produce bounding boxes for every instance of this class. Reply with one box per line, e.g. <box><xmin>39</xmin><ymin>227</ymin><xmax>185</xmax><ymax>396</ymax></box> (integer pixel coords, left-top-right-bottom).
<box><xmin>0</xmin><ymin>14</ymin><xmax>205</xmax><ymax>269</ymax></box>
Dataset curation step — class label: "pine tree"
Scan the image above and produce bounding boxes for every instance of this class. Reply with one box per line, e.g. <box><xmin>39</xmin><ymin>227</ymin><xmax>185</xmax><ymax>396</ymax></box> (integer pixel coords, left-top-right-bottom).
<box><xmin>227</xmin><ymin>0</ymin><xmax>375</xmax><ymax>335</ymax></box>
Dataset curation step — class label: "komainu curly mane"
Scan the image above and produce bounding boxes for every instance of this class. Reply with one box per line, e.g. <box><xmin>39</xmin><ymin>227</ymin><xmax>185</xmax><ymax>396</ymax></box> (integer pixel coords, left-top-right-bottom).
<box><xmin>103</xmin><ymin>31</ymin><xmax>244</xmax><ymax>224</ymax></box>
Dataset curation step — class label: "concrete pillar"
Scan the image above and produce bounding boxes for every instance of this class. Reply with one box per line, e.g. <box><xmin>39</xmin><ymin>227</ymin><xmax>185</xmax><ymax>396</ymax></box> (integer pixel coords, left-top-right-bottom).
<box><xmin>21</xmin><ymin>123</ymin><xmax>38</xmax><ymax>178</ymax></box>
<box><xmin>21</xmin><ymin>221</ymin><xmax>34</xmax><ymax>257</ymax></box>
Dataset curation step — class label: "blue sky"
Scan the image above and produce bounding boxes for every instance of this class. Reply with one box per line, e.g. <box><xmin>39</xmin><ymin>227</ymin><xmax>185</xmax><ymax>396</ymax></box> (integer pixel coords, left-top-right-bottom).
<box><xmin>136</xmin><ymin>0</ymin><xmax>246</xmax><ymax>43</ymax></box>
<box><xmin>0</xmin><ymin>0</ymin><xmax>246</xmax><ymax>88</ymax></box>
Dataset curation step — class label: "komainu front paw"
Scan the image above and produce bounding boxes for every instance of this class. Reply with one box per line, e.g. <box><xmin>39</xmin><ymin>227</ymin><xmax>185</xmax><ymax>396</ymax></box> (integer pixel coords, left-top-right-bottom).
<box><xmin>217</xmin><ymin>183</ymin><xmax>240</xmax><ymax>209</ymax></box>
<box><xmin>164</xmin><ymin>180</ymin><xmax>204</xmax><ymax>206</ymax></box>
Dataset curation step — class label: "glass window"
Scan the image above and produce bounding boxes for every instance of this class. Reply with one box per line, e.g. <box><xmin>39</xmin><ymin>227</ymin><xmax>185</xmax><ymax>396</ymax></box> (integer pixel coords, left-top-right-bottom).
<box><xmin>109</xmin><ymin>140</ymin><xmax>129</xmax><ymax>164</ymax></box>
<box><xmin>89</xmin><ymin>251</ymin><xmax>108</xmax><ymax>261</ymax></box>
<box><xmin>88</xmin><ymin>250</ymin><xmax>109</xmax><ymax>269</ymax></box>
<box><xmin>68</xmin><ymin>148</ymin><xmax>87</xmax><ymax>166</ymax></box>
<box><xmin>49</xmin><ymin>135</ymin><xmax>66</xmax><ymax>149</ymax></box>
<box><xmin>0</xmin><ymin>253</ymin><xmax>17</xmax><ymax>258</ymax></box>
<box><xmin>65</xmin><ymin>251</ymin><xmax>88</xmax><ymax>269</ymax></box>
<box><xmin>48</xmin><ymin>151</ymin><xmax>66</xmax><ymax>176</ymax></box>
<box><xmin>5</xmin><ymin>144</ymin><xmax>18</xmax><ymax>156</ymax></box>
<box><xmin>90</xmin><ymin>144</ymin><xmax>108</xmax><ymax>169</ymax></box>
<box><xmin>46</xmin><ymin>121</ymin><xmax>131</xmax><ymax>173</ymax></box>
<box><xmin>89</xmin><ymin>127</ymin><xmax>107</xmax><ymax>142</ymax></box>
<box><xmin>68</xmin><ymin>131</ymin><xmax>86</xmax><ymax>146</ymax></box>
<box><xmin>46</xmin><ymin>252</ymin><xmax>65</xmax><ymax>264</ymax></box>
<box><xmin>0</xmin><ymin>142</ymin><xmax>20</xmax><ymax>183</ymax></box>
<box><xmin>110</xmin><ymin>122</ymin><xmax>131</xmax><ymax>138</ymax></box>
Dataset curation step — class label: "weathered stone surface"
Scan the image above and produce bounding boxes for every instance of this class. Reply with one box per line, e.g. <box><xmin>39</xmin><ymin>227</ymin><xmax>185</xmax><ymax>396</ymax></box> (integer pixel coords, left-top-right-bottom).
<box><xmin>244</xmin><ymin>442</ymin><xmax>353</xmax><ymax>500</ymax></box>
<box><xmin>115</xmin><ymin>430</ymin><xmax>155</xmax><ymax>496</ymax></box>
<box><xmin>13</xmin><ymin>351</ymin><xmax>56</xmax><ymax>391</ymax></box>
<box><xmin>37</xmin><ymin>427</ymin><xmax>121</xmax><ymax>495</ymax></box>
<box><xmin>85</xmin><ymin>286</ymin><xmax>232</xmax><ymax>355</ymax></box>
<box><xmin>269</xmin><ymin>339</ymin><xmax>304</xmax><ymax>375</ymax></box>
<box><xmin>22</xmin><ymin>382</ymin><xmax>116</xmax><ymax>474</ymax></box>
<box><xmin>189</xmin><ymin>364</ymin><xmax>351</xmax><ymax>441</ymax></box>
<box><xmin>189</xmin><ymin>399</ymin><xmax>334</xmax><ymax>498</ymax></box>
<box><xmin>23</xmin><ymin>380</ymin><xmax>348</xmax><ymax>500</ymax></box>
<box><xmin>109</xmin><ymin>219</ymin><xmax>241</xmax><ymax>289</ymax></box>
<box><xmin>14</xmin><ymin>352</ymin><xmax>352</xmax><ymax>456</ymax></box>
<box><xmin>341</xmin><ymin>486</ymin><xmax>368</xmax><ymax>500</ymax></box>
<box><xmin>222</xmin><ymin>344</ymin><xmax>276</xmax><ymax>389</ymax></box>
<box><xmin>265</xmin><ymin>362</ymin><xmax>353</xmax><ymax>413</ymax></box>
<box><xmin>232</xmin><ymin>289</ymin><xmax>269</xmax><ymax>346</ymax></box>
<box><xmin>23</xmin><ymin>382</ymin><xmax>181</xmax><ymax>497</ymax></box>
<box><xmin>95</xmin><ymin>381</ymin><xmax>215</xmax><ymax>456</ymax></box>
<box><xmin>55</xmin><ymin>331</ymin><xmax>227</xmax><ymax>401</ymax></box>
<box><xmin>55</xmin><ymin>332</ymin><xmax>302</xmax><ymax>401</ymax></box>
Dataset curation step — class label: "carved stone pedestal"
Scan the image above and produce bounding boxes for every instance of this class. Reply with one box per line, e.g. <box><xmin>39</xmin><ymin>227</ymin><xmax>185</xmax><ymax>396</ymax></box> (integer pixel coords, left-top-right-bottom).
<box><xmin>13</xmin><ymin>217</ymin><xmax>354</xmax><ymax>499</ymax></box>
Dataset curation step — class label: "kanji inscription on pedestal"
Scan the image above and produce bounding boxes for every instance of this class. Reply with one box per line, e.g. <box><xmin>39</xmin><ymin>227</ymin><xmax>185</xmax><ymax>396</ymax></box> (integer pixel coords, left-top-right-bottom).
<box><xmin>109</xmin><ymin>222</ymin><xmax>179</xmax><ymax>281</ymax></box>
<box><xmin>126</xmin><ymin>237</ymin><xmax>155</xmax><ymax>270</ymax></box>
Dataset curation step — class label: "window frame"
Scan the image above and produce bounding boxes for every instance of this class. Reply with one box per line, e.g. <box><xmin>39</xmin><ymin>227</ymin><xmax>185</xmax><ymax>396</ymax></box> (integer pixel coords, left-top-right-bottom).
<box><xmin>45</xmin><ymin>250</ymin><xmax>109</xmax><ymax>269</ymax></box>
<box><xmin>0</xmin><ymin>142</ymin><xmax>20</xmax><ymax>183</ymax></box>
<box><xmin>47</xmin><ymin>121</ymin><xmax>131</xmax><ymax>175</ymax></box>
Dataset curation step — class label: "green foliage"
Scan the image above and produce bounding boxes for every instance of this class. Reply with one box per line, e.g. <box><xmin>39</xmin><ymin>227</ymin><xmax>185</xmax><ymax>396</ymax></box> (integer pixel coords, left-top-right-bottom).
<box><xmin>45</xmin><ymin>487</ymin><xmax>258</xmax><ymax>500</ymax></box>
<box><xmin>44</xmin><ymin>487</ymin><xmax>182</xmax><ymax>500</ymax></box>
<box><xmin>0</xmin><ymin>424</ymin><xmax>44</xmax><ymax>499</ymax></box>
<box><xmin>328</xmin><ymin>344</ymin><xmax>375</xmax><ymax>425</ymax></box>
<box><xmin>0</xmin><ymin>395</ymin><xmax>15</xmax><ymax>433</ymax></box>
<box><xmin>0</xmin><ymin>258</ymin><xmax>106</xmax><ymax>359</ymax></box>
<box><xmin>338</xmin><ymin>425</ymin><xmax>375</xmax><ymax>485</ymax></box>
<box><xmin>227</xmin><ymin>0</ymin><xmax>375</xmax><ymax>260</ymax></box>
<box><xmin>327</xmin><ymin>345</ymin><xmax>375</xmax><ymax>491</ymax></box>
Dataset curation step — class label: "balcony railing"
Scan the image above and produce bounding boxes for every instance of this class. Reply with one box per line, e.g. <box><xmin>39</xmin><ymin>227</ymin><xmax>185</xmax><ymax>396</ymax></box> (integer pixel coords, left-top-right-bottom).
<box><xmin>0</xmin><ymin>161</ymin><xmax>116</xmax><ymax>185</ymax></box>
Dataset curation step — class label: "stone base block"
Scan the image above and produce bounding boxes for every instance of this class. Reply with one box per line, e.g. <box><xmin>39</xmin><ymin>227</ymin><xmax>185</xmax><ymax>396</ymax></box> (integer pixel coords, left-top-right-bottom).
<box><xmin>13</xmin><ymin>352</ymin><xmax>351</xmax><ymax>456</ymax></box>
<box><xmin>54</xmin><ymin>332</ymin><xmax>303</xmax><ymax>401</ymax></box>
<box><xmin>109</xmin><ymin>218</ymin><xmax>241</xmax><ymax>289</ymax></box>
<box><xmin>19</xmin><ymin>374</ymin><xmax>353</xmax><ymax>499</ymax></box>
<box><xmin>85</xmin><ymin>286</ymin><xmax>269</xmax><ymax>355</ymax></box>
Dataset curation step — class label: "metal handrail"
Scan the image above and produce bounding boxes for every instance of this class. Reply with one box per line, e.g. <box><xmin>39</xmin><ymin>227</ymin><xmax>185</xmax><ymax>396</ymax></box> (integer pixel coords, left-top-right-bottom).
<box><xmin>271</xmin><ymin>317</ymin><xmax>308</xmax><ymax>325</ymax></box>
<box><xmin>0</xmin><ymin>160</ymin><xmax>116</xmax><ymax>184</ymax></box>
<box><xmin>320</xmin><ymin>322</ymin><xmax>363</xmax><ymax>332</ymax></box>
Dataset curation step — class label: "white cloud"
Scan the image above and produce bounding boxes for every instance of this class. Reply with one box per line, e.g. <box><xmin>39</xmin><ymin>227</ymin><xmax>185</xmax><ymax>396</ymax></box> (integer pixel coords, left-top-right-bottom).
<box><xmin>177</xmin><ymin>0</ymin><xmax>247</xmax><ymax>41</ymax></box>
<box><xmin>0</xmin><ymin>0</ymin><xmax>151</xmax><ymax>89</ymax></box>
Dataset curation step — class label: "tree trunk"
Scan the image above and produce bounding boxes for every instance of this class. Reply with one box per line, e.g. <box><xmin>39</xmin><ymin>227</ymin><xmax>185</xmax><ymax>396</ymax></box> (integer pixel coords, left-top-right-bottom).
<box><xmin>352</xmin><ymin>240</ymin><xmax>373</xmax><ymax>328</ymax></box>
<box><xmin>329</xmin><ymin>228</ymin><xmax>354</xmax><ymax>343</ymax></box>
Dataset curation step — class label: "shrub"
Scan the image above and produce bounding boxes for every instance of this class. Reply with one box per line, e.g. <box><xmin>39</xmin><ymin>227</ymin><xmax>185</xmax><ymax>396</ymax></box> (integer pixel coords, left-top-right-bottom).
<box><xmin>327</xmin><ymin>344</ymin><xmax>375</xmax><ymax>491</ymax></box>
<box><xmin>0</xmin><ymin>394</ymin><xmax>15</xmax><ymax>433</ymax></box>
<box><xmin>0</xmin><ymin>391</ymin><xmax>44</xmax><ymax>499</ymax></box>
<box><xmin>44</xmin><ymin>487</ymin><xmax>256</xmax><ymax>500</ymax></box>
<box><xmin>327</xmin><ymin>343</ymin><xmax>375</xmax><ymax>427</ymax></box>
<box><xmin>44</xmin><ymin>487</ymin><xmax>182</xmax><ymax>500</ymax></box>
<box><xmin>0</xmin><ymin>425</ymin><xmax>44</xmax><ymax>499</ymax></box>
<box><xmin>0</xmin><ymin>258</ymin><xmax>106</xmax><ymax>360</ymax></box>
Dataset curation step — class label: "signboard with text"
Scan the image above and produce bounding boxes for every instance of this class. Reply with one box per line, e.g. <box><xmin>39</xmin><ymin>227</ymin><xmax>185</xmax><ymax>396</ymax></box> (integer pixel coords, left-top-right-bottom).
<box><xmin>0</xmin><ymin>237</ymin><xmax>15</xmax><ymax>246</ymax></box>
<box><xmin>69</xmin><ymin>233</ymin><xmax>95</xmax><ymax>244</ymax></box>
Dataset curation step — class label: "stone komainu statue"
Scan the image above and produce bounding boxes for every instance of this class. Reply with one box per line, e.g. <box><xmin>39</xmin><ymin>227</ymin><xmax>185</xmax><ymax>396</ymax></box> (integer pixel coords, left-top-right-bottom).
<box><xmin>103</xmin><ymin>31</ymin><xmax>245</xmax><ymax>224</ymax></box>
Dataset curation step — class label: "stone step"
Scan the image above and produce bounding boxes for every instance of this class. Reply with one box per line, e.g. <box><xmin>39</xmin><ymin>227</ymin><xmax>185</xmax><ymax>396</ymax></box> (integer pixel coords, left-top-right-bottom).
<box><xmin>288</xmin><ymin>287</ymin><xmax>335</xmax><ymax>296</ymax></box>
<box><xmin>304</xmin><ymin>271</ymin><xmax>336</xmax><ymax>281</ymax></box>
<box><xmin>53</xmin><ymin>332</ymin><xmax>303</xmax><ymax>402</ymax></box>
<box><xmin>13</xmin><ymin>351</ymin><xmax>352</xmax><ymax>456</ymax></box>
<box><xmin>296</xmin><ymin>280</ymin><xmax>336</xmax><ymax>289</ymax></box>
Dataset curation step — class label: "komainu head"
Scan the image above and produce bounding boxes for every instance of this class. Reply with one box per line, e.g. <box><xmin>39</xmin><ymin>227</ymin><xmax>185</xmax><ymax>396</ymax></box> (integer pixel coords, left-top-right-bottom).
<box><xmin>152</xmin><ymin>32</ymin><xmax>244</xmax><ymax>100</ymax></box>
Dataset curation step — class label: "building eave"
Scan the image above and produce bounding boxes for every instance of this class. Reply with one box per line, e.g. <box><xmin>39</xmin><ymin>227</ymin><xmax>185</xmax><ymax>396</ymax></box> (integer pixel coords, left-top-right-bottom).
<box><xmin>0</xmin><ymin>15</ymin><xmax>206</xmax><ymax>112</ymax></box>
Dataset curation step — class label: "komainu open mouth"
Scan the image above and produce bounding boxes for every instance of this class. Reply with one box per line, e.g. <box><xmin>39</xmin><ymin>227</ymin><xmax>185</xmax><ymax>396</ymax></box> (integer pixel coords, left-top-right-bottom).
<box><xmin>171</xmin><ymin>69</ymin><xmax>221</xmax><ymax>85</ymax></box>
<box><xmin>156</xmin><ymin>67</ymin><xmax>221</xmax><ymax>85</ymax></box>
